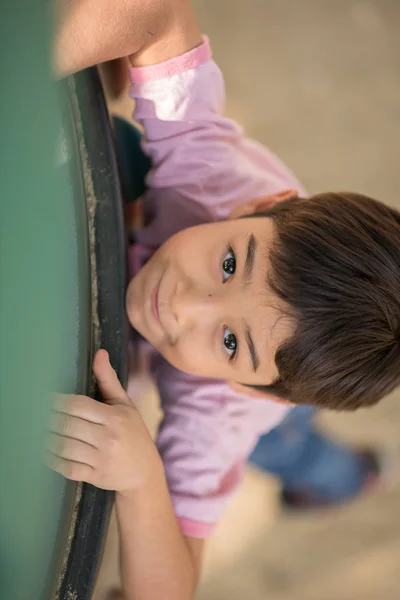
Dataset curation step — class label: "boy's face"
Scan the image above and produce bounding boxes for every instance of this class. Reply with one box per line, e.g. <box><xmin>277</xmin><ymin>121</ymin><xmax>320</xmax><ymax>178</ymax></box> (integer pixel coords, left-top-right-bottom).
<box><xmin>126</xmin><ymin>209</ymin><xmax>293</xmax><ymax>386</ymax></box>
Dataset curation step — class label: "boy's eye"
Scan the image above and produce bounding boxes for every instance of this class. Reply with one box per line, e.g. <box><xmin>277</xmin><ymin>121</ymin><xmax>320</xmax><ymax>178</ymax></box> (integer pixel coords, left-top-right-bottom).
<box><xmin>222</xmin><ymin>247</ymin><xmax>236</xmax><ymax>282</ymax></box>
<box><xmin>223</xmin><ymin>326</ymin><xmax>237</xmax><ymax>360</ymax></box>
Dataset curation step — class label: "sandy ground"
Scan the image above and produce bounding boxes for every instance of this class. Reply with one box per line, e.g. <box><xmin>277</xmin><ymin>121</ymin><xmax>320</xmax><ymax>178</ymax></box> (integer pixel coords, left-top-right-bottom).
<box><xmin>94</xmin><ymin>2</ymin><xmax>400</xmax><ymax>599</ymax></box>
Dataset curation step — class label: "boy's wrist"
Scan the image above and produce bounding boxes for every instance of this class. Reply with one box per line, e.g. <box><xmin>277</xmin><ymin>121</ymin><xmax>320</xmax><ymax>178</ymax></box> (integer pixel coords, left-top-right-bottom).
<box><xmin>117</xmin><ymin>454</ymin><xmax>166</xmax><ymax>501</ymax></box>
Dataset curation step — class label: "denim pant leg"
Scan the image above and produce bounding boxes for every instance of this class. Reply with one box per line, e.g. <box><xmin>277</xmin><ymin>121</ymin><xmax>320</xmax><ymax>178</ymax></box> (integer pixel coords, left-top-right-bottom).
<box><xmin>249</xmin><ymin>406</ymin><xmax>367</xmax><ymax>501</ymax></box>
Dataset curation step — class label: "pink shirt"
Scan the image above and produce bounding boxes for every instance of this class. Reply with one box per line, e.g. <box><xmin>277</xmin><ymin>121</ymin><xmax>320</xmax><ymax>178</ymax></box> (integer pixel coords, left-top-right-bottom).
<box><xmin>127</xmin><ymin>37</ymin><xmax>306</xmax><ymax>538</ymax></box>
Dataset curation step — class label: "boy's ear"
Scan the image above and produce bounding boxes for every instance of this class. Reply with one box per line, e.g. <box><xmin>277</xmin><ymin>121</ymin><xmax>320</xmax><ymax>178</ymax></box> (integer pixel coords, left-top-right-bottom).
<box><xmin>228</xmin><ymin>189</ymin><xmax>298</xmax><ymax>220</ymax></box>
<box><xmin>228</xmin><ymin>380</ymin><xmax>294</xmax><ymax>405</ymax></box>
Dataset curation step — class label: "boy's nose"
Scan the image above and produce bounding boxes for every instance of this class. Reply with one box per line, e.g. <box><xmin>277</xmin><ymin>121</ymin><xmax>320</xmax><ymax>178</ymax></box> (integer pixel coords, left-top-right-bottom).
<box><xmin>172</xmin><ymin>283</ymin><xmax>228</xmax><ymax>329</ymax></box>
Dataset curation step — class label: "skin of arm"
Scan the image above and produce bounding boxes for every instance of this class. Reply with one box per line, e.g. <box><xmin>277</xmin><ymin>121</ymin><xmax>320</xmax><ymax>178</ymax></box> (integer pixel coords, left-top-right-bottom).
<box><xmin>53</xmin><ymin>0</ymin><xmax>202</xmax><ymax>77</ymax></box>
<box><xmin>47</xmin><ymin>350</ymin><xmax>204</xmax><ymax>600</ymax></box>
<box><xmin>116</xmin><ymin>475</ymin><xmax>204</xmax><ymax>600</ymax></box>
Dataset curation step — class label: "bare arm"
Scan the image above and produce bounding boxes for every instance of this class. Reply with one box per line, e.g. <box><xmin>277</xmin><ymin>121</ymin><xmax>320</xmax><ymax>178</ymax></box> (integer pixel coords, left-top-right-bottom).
<box><xmin>53</xmin><ymin>0</ymin><xmax>202</xmax><ymax>77</ymax></box>
<box><xmin>116</xmin><ymin>473</ymin><xmax>204</xmax><ymax>600</ymax></box>
<box><xmin>47</xmin><ymin>350</ymin><xmax>204</xmax><ymax>600</ymax></box>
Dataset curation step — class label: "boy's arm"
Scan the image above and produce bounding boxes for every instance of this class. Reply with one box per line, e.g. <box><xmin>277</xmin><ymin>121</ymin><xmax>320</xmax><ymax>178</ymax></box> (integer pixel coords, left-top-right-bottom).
<box><xmin>47</xmin><ymin>350</ymin><xmax>204</xmax><ymax>600</ymax></box>
<box><xmin>54</xmin><ymin>0</ymin><xmax>201</xmax><ymax>77</ymax></box>
<box><xmin>116</xmin><ymin>481</ymin><xmax>204</xmax><ymax>600</ymax></box>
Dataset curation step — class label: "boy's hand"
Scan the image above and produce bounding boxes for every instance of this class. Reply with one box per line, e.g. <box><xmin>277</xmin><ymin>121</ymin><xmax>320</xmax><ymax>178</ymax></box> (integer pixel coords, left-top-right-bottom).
<box><xmin>46</xmin><ymin>349</ymin><xmax>162</xmax><ymax>493</ymax></box>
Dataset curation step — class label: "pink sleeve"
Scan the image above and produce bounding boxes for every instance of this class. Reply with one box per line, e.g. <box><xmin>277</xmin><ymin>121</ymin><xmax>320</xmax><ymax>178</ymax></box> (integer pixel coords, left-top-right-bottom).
<box><xmin>129</xmin><ymin>36</ymin><xmax>239</xmax><ymax>195</ymax></box>
<box><xmin>128</xmin><ymin>37</ymin><xmax>306</xmax><ymax>246</ymax></box>
<box><xmin>150</xmin><ymin>356</ymin><xmax>291</xmax><ymax>538</ymax></box>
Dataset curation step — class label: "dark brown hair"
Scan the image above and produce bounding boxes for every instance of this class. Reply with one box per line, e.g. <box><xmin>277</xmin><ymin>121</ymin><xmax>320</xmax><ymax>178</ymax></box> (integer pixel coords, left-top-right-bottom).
<box><xmin>250</xmin><ymin>192</ymin><xmax>400</xmax><ymax>411</ymax></box>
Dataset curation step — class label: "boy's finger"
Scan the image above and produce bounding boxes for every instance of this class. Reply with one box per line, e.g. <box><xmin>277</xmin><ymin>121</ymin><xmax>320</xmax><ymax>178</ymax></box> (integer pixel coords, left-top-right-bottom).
<box><xmin>46</xmin><ymin>433</ymin><xmax>97</xmax><ymax>466</ymax></box>
<box><xmin>44</xmin><ymin>451</ymin><xmax>95</xmax><ymax>484</ymax></box>
<box><xmin>49</xmin><ymin>412</ymin><xmax>102</xmax><ymax>447</ymax></box>
<box><xmin>53</xmin><ymin>394</ymin><xmax>109</xmax><ymax>424</ymax></box>
<box><xmin>93</xmin><ymin>349</ymin><xmax>130</xmax><ymax>406</ymax></box>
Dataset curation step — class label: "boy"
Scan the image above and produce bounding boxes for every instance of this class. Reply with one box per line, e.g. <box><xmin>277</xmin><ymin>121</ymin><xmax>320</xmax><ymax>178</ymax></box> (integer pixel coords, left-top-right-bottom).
<box><xmin>50</xmin><ymin>2</ymin><xmax>400</xmax><ymax>598</ymax></box>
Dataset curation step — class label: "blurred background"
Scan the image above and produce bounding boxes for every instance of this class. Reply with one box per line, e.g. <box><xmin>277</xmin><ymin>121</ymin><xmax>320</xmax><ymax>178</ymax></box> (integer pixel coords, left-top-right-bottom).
<box><xmin>96</xmin><ymin>1</ymin><xmax>400</xmax><ymax>599</ymax></box>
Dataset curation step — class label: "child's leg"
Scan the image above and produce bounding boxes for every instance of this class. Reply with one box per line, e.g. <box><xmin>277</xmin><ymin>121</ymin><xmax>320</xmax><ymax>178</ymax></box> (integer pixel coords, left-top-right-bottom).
<box><xmin>249</xmin><ymin>406</ymin><xmax>380</xmax><ymax>507</ymax></box>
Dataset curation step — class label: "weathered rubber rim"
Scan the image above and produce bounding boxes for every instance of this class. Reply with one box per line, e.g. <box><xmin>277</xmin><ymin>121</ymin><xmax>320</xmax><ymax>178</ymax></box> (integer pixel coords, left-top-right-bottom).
<box><xmin>57</xmin><ymin>66</ymin><xmax>128</xmax><ymax>600</ymax></box>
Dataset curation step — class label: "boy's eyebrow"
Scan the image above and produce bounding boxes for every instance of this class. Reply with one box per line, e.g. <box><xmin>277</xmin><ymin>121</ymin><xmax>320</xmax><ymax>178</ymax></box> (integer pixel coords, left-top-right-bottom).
<box><xmin>243</xmin><ymin>234</ymin><xmax>257</xmax><ymax>288</ymax></box>
<box><xmin>242</xmin><ymin>234</ymin><xmax>260</xmax><ymax>372</ymax></box>
<box><xmin>244</xmin><ymin>321</ymin><xmax>260</xmax><ymax>373</ymax></box>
